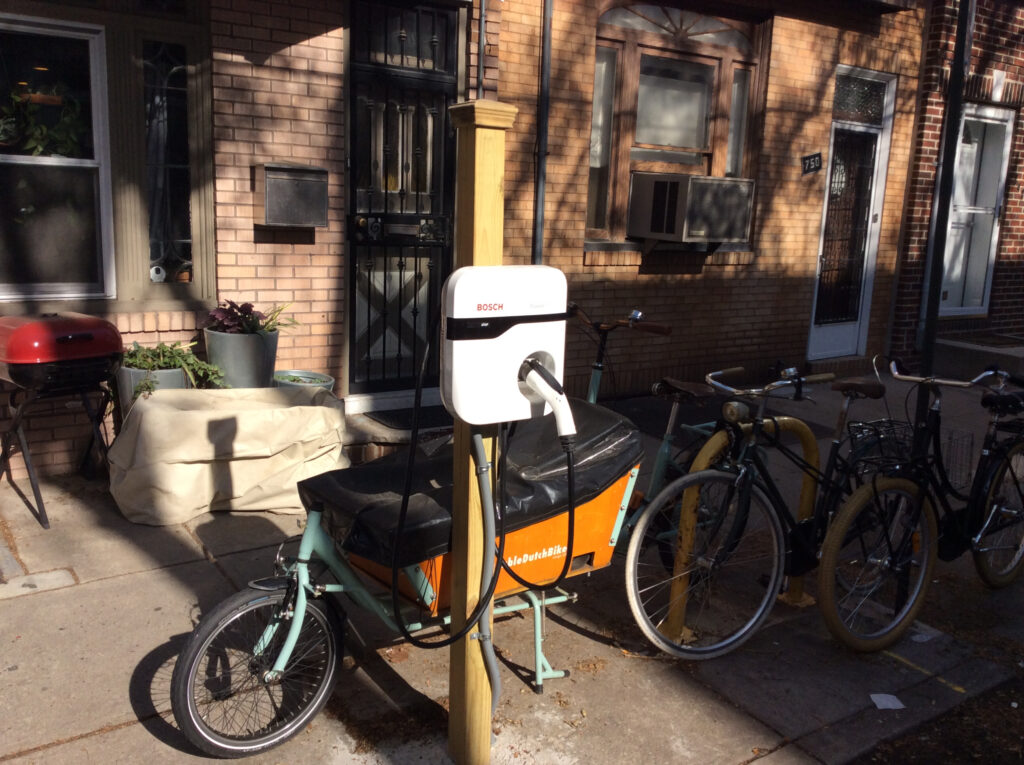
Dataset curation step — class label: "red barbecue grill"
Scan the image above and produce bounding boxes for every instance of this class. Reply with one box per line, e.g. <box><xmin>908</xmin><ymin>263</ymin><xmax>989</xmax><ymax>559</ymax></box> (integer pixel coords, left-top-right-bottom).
<box><xmin>0</xmin><ymin>313</ymin><xmax>122</xmax><ymax>528</ymax></box>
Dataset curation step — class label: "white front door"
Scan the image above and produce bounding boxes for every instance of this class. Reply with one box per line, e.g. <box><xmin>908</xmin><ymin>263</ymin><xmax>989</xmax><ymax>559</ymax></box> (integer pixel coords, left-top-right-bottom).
<box><xmin>807</xmin><ymin>69</ymin><xmax>895</xmax><ymax>361</ymax></box>
<box><xmin>941</xmin><ymin>105</ymin><xmax>1014</xmax><ymax>315</ymax></box>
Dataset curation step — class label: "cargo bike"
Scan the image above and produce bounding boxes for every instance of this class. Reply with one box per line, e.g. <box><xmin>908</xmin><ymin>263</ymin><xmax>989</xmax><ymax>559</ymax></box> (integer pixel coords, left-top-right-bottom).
<box><xmin>167</xmin><ymin>281</ymin><xmax>710</xmax><ymax>758</ymax></box>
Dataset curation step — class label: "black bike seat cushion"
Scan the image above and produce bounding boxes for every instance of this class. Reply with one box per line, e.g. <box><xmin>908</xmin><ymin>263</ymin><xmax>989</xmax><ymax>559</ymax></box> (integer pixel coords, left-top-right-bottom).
<box><xmin>298</xmin><ymin>399</ymin><xmax>644</xmax><ymax>567</ymax></box>
<box><xmin>981</xmin><ymin>390</ymin><xmax>1024</xmax><ymax>416</ymax></box>
<box><xmin>298</xmin><ymin>444</ymin><xmax>454</xmax><ymax>568</ymax></box>
<box><xmin>832</xmin><ymin>377</ymin><xmax>886</xmax><ymax>399</ymax></box>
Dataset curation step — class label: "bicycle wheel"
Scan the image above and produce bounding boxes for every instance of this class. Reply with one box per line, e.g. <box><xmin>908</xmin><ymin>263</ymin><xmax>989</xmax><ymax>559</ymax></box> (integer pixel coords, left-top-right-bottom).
<box><xmin>171</xmin><ymin>586</ymin><xmax>343</xmax><ymax>758</ymax></box>
<box><xmin>818</xmin><ymin>477</ymin><xmax>937</xmax><ymax>652</ymax></box>
<box><xmin>625</xmin><ymin>469</ymin><xmax>785</xmax><ymax>660</ymax></box>
<box><xmin>973</xmin><ymin>441</ymin><xmax>1024</xmax><ymax>588</ymax></box>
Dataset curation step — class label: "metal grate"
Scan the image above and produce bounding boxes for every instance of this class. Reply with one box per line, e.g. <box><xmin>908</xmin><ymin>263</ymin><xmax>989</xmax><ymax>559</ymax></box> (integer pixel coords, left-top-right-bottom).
<box><xmin>814</xmin><ymin>129</ymin><xmax>876</xmax><ymax>325</ymax></box>
<box><xmin>847</xmin><ymin>419</ymin><xmax>913</xmax><ymax>472</ymax></box>
<box><xmin>846</xmin><ymin>419</ymin><xmax>975</xmax><ymax>492</ymax></box>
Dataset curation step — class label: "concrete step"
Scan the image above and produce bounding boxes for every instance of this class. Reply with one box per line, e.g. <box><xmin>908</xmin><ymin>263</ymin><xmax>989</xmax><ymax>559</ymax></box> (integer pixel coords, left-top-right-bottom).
<box><xmin>935</xmin><ymin>337</ymin><xmax>1024</xmax><ymax>379</ymax></box>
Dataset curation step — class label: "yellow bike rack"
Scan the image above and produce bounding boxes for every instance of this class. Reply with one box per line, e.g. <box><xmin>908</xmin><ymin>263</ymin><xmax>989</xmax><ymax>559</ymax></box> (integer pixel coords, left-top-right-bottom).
<box><xmin>661</xmin><ymin>416</ymin><xmax>818</xmax><ymax>644</ymax></box>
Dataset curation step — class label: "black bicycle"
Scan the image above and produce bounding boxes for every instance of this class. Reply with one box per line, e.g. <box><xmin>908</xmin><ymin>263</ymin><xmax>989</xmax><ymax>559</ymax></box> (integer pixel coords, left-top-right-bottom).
<box><xmin>625</xmin><ymin>365</ymin><xmax>897</xmax><ymax>659</ymax></box>
<box><xmin>818</xmin><ymin>360</ymin><xmax>1024</xmax><ymax>652</ymax></box>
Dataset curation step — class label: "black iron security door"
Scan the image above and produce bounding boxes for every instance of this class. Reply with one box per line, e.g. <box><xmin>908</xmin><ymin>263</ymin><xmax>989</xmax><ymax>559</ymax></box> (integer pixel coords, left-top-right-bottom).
<box><xmin>349</xmin><ymin>2</ymin><xmax>457</xmax><ymax>393</ymax></box>
<box><xmin>814</xmin><ymin>129</ymin><xmax>877</xmax><ymax>325</ymax></box>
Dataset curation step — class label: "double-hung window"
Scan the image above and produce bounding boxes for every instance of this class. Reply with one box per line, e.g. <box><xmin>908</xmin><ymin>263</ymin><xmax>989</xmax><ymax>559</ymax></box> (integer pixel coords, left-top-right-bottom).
<box><xmin>0</xmin><ymin>18</ymin><xmax>112</xmax><ymax>300</ymax></box>
<box><xmin>0</xmin><ymin>4</ymin><xmax>212</xmax><ymax>308</ymax></box>
<box><xmin>587</xmin><ymin>7</ymin><xmax>763</xmax><ymax>242</ymax></box>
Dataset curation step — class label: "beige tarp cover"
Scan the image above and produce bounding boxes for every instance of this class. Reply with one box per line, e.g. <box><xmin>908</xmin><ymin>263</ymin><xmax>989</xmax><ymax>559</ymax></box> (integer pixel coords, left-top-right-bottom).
<box><xmin>109</xmin><ymin>387</ymin><xmax>349</xmax><ymax>525</ymax></box>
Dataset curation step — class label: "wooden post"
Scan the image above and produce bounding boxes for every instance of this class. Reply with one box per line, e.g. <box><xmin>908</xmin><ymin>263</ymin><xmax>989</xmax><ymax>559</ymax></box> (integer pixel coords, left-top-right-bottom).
<box><xmin>447</xmin><ymin>100</ymin><xmax>517</xmax><ymax>765</ymax></box>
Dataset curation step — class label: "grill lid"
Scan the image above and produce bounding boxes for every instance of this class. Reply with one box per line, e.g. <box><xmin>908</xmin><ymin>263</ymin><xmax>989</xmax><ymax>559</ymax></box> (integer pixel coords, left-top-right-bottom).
<box><xmin>0</xmin><ymin>313</ymin><xmax>122</xmax><ymax>365</ymax></box>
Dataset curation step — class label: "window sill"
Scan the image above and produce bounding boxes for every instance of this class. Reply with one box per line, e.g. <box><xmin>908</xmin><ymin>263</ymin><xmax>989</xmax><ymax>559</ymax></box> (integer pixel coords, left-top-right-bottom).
<box><xmin>0</xmin><ymin>294</ymin><xmax>216</xmax><ymax>321</ymax></box>
<box><xmin>584</xmin><ymin>239</ymin><xmax>754</xmax><ymax>268</ymax></box>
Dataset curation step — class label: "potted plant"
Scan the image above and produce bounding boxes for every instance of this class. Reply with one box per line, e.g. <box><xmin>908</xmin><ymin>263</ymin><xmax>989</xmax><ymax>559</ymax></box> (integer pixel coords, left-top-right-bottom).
<box><xmin>203</xmin><ymin>300</ymin><xmax>297</xmax><ymax>388</ymax></box>
<box><xmin>273</xmin><ymin>369</ymin><xmax>335</xmax><ymax>392</ymax></box>
<box><xmin>116</xmin><ymin>341</ymin><xmax>224</xmax><ymax>416</ymax></box>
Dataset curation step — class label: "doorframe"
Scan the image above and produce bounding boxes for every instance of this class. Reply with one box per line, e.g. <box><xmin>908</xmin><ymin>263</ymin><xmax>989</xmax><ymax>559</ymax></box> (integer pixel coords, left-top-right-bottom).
<box><xmin>807</xmin><ymin>65</ymin><xmax>896</xmax><ymax>362</ymax></box>
<box><xmin>340</xmin><ymin>2</ymin><xmax>468</xmax><ymax>404</ymax></box>
<box><xmin>938</xmin><ymin>102</ymin><xmax>1015</xmax><ymax>318</ymax></box>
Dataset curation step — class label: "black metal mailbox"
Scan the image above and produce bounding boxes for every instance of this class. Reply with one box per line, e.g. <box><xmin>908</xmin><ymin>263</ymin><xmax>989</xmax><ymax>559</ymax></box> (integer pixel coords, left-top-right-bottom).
<box><xmin>254</xmin><ymin>163</ymin><xmax>328</xmax><ymax>228</ymax></box>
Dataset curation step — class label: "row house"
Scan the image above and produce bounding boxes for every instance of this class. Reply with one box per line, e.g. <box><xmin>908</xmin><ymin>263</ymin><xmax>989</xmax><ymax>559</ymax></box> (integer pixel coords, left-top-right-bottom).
<box><xmin>1</xmin><ymin>0</ymin><xmax>922</xmax><ymax>477</ymax></box>
<box><xmin>891</xmin><ymin>0</ymin><xmax>1024</xmax><ymax>369</ymax></box>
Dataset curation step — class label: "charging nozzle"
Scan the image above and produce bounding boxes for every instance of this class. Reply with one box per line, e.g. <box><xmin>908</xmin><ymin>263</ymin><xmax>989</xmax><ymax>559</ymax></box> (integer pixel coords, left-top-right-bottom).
<box><xmin>519</xmin><ymin>357</ymin><xmax>577</xmax><ymax>443</ymax></box>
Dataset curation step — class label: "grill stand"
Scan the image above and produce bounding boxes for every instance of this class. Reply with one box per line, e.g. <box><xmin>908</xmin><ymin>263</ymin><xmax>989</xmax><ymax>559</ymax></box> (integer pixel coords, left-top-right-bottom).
<box><xmin>1</xmin><ymin>387</ymin><xmax>112</xmax><ymax>529</ymax></box>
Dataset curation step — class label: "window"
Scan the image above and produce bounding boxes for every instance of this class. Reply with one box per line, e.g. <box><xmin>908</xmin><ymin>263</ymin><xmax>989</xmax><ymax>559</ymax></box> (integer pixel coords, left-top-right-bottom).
<box><xmin>586</xmin><ymin>7</ymin><xmax>763</xmax><ymax>241</ymax></box>
<box><xmin>144</xmin><ymin>41</ymin><xmax>192</xmax><ymax>283</ymax></box>
<box><xmin>0</xmin><ymin>5</ymin><xmax>211</xmax><ymax>307</ymax></box>
<box><xmin>0</xmin><ymin>19</ymin><xmax>112</xmax><ymax>299</ymax></box>
<box><xmin>587</xmin><ymin>46</ymin><xmax>617</xmax><ymax>231</ymax></box>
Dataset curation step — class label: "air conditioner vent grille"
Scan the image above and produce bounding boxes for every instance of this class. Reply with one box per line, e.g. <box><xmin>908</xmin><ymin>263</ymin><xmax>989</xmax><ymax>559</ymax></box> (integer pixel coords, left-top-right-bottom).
<box><xmin>628</xmin><ymin>173</ymin><xmax>754</xmax><ymax>243</ymax></box>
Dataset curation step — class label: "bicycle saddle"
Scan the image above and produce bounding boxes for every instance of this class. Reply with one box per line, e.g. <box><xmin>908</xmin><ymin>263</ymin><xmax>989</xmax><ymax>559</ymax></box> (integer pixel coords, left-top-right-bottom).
<box><xmin>832</xmin><ymin>377</ymin><xmax>886</xmax><ymax>399</ymax></box>
<box><xmin>981</xmin><ymin>390</ymin><xmax>1024</xmax><ymax>415</ymax></box>
<box><xmin>652</xmin><ymin>377</ymin><xmax>715</xmax><ymax>400</ymax></box>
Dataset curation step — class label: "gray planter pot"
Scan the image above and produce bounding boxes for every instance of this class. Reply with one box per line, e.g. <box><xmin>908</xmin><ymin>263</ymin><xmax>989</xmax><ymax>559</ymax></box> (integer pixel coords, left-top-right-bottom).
<box><xmin>204</xmin><ymin>328</ymin><xmax>278</xmax><ymax>388</ymax></box>
<box><xmin>273</xmin><ymin>369</ymin><xmax>335</xmax><ymax>392</ymax></box>
<box><xmin>116</xmin><ymin>366</ymin><xmax>188</xmax><ymax>416</ymax></box>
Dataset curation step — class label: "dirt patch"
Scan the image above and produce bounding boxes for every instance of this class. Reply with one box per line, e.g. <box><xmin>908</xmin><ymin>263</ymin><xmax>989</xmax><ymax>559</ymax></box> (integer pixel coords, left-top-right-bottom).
<box><xmin>851</xmin><ymin>676</ymin><xmax>1024</xmax><ymax>763</ymax></box>
<box><xmin>851</xmin><ymin>561</ymin><xmax>1024</xmax><ymax>762</ymax></box>
<box><xmin>573</xmin><ymin>656</ymin><xmax>607</xmax><ymax>675</ymax></box>
<box><xmin>323</xmin><ymin>692</ymin><xmax>448</xmax><ymax>754</ymax></box>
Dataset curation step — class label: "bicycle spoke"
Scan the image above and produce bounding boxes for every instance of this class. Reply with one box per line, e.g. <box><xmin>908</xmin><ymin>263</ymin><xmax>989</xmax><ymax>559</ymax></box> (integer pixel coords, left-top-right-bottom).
<box><xmin>820</xmin><ymin>478</ymin><xmax>935</xmax><ymax>652</ymax></box>
<box><xmin>627</xmin><ymin>471</ymin><xmax>784</xmax><ymax>659</ymax></box>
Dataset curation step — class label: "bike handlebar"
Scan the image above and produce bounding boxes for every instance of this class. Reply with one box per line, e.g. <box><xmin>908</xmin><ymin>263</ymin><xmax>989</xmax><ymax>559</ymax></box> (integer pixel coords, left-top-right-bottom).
<box><xmin>568</xmin><ymin>302</ymin><xmax>672</xmax><ymax>336</ymax></box>
<box><xmin>888</xmin><ymin>359</ymin><xmax>1007</xmax><ymax>389</ymax></box>
<box><xmin>705</xmin><ymin>367</ymin><xmax>836</xmax><ymax>399</ymax></box>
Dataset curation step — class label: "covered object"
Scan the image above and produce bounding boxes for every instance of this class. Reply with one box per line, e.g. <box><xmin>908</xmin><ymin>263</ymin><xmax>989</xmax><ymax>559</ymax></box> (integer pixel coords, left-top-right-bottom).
<box><xmin>109</xmin><ymin>387</ymin><xmax>348</xmax><ymax>525</ymax></box>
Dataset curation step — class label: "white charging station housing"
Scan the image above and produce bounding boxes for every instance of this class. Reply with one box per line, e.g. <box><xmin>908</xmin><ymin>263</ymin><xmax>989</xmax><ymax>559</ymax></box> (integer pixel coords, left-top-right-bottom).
<box><xmin>441</xmin><ymin>265</ymin><xmax>567</xmax><ymax>425</ymax></box>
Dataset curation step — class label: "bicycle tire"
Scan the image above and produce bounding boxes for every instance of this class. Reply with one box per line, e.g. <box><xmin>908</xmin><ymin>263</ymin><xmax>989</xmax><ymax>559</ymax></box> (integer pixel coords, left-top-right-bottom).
<box><xmin>818</xmin><ymin>477</ymin><xmax>937</xmax><ymax>652</ymax></box>
<box><xmin>171</xmin><ymin>586</ymin><xmax>343</xmax><ymax>758</ymax></box>
<box><xmin>625</xmin><ymin>469</ymin><xmax>785</xmax><ymax>660</ymax></box>
<box><xmin>973</xmin><ymin>440</ymin><xmax>1024</xmax><ymax>588</ymax></box>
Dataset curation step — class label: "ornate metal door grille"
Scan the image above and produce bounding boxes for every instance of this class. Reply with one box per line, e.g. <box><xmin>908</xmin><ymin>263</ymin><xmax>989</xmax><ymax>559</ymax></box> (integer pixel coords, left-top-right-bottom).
<box><xmin>814</xmin><ymin>129</ymin><xmax>877</xmax><ymax>325</ymax></box>
<box><xmin>348</xmin><ymin>3</ymin><xmax>456</xmax><ymax>393</ymax></box>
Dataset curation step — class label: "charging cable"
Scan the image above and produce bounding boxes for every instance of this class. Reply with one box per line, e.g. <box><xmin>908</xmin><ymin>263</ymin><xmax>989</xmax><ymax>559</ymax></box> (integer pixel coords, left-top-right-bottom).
<box><xmin>493</xmin><ymin>358</ymin><xmax>578</xmax><ymax>591</ymax></box>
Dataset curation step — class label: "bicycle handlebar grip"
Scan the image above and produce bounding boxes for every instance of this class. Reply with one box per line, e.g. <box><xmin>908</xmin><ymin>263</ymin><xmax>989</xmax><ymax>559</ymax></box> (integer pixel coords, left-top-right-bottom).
<box><xmin>630</xmin><ymin>321</ymin><xmax>672</xmax><ymax>335</ymax></box>
<box><xmin>889</xmin><ymin>357</ymin><xmax>910</xmax><ymax>376</ymax></box>
<box><xmin>802</xmin><ymin>373</ymin><xmax>836</xmax><ymax>384</ymax></box>
<box><xmin>568</xmin><ymin>302</ymin><xmax>593</xmax><ymax>326</ymax></box>
<box><xmin>716</xmin><ymin>367</ymin><xmax>745</xmax><ymax>378</ymax></box>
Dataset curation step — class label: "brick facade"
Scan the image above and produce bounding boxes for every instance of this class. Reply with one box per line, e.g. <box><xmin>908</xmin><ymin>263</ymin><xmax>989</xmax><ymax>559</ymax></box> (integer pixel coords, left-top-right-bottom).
<box><xmin>1</xmin><ymin>0</ymin><xmax>927</xmax><ymax>480</ymax></box>
<box><xmin>490</xmin><ymin>3</ymin><xmax>925</xmax><ymax>395</ymax></box>
<box><xmin>891</xmin><ymin>0</ymin><xmax>1024</xmax><ymax>360</ymax></box>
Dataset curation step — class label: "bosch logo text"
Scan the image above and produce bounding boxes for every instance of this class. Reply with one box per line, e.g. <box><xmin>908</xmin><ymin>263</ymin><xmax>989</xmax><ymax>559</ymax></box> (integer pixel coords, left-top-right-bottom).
<box><xmin>477</xmin><ymin>303</ymin><xmax>504</xmax><ymax>312</ymax></box>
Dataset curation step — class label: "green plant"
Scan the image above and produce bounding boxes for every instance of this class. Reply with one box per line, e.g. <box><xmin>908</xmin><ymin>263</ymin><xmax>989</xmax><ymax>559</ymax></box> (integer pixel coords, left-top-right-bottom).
<box><xmin>205</xmin><ymin>300</ymin><xmax>298</xmax><ymax>334</ymax></box>
<box><xmin>1</xmin><ymin>89</ymin><xmax>86</xmax><ymax>157</ymax></box>
<box><xmin>123</xmin><ymin>341</ymin><xmax>224</xmax><ymax>396</ymax></box>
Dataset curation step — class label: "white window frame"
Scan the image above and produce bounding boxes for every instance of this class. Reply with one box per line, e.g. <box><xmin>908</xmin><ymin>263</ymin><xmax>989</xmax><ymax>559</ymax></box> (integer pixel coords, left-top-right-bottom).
<box><xmin>938</xmin><ymin>103</ymin><xmax>1015</xmax><ymax>317</ymax></box>
<box><xmin>807</xmin><ymin>65</ymin><xmax>896</xmax><ymax>361</ymax></box>
<box><xmin>0</xmin><ymin>14</ymin><xmax>115</xmax><ymax>301</ymax></box>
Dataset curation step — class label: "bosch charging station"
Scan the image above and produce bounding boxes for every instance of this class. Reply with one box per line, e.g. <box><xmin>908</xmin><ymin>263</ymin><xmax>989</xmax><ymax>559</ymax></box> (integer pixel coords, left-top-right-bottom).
<box><xmin>441</xmin><ymin>264</ymin><xmax>572</xmax><ymax>429</ymax></box>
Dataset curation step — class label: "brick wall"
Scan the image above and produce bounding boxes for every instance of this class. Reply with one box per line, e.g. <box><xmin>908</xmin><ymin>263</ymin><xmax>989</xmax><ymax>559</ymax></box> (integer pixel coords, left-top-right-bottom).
<box><xmin>1</xmin><ymin>1</ymin><xmax>929</xmax><ymax>481</ymax></box>
<box><xmin>1</xmin><ymin>0</ymin><xmax>347</xmax><ymax>481</ymax></box>
<box><xmin>209</xmin><ymin>0</ymin><xmax>347</xmax><ymax>377</ymax></box>
<box><xmin>492</xmin><ymin>2</ymin><xmax>925</xmax><ymax>397</ymax></box>
<box><xmin>891</xmin><ymin>0</ymin><xmax>1024</xmax><ymax>360</ymax></box>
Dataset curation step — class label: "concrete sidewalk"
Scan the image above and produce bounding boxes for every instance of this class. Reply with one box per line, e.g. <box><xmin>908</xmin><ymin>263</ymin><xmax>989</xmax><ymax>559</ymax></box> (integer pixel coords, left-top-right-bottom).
<box><xmin>0</xmin><ymin>375</ymin><xmax>1020</xmax><ymax>764</ymax></box>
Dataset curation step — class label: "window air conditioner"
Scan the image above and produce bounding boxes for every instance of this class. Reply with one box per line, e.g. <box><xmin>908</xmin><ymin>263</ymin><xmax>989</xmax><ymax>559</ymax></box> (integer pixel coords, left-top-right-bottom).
<box><xmin>627</xmin><ymin>173</ymin><xmax>755</xmax><ymax>243</ymax></box>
